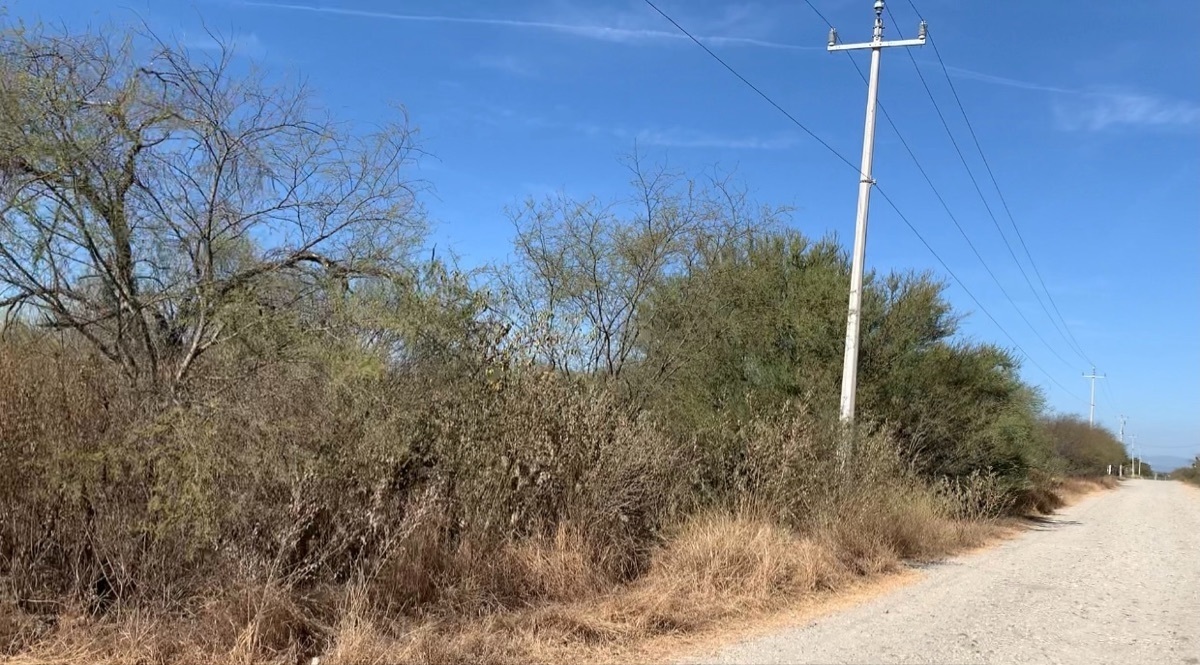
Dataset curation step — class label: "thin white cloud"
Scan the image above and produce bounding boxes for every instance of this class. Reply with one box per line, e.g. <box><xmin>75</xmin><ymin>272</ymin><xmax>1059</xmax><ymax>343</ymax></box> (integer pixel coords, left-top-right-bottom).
<box><xmin>453</xmin><ymin>103</ymin><xmax>798</xmax><ymax>150</ymax></box>
<box><xmin>182</xmin><ymin>30</ymin><xmax>267</xmax><ymax>58</ymax></box>
<box><xmin>1056</xmin><ymin>91</ymin><xmax>1200</xmax><ymax>132</ymax></box>
<box><xmin>940</xmin><ymin>64</ymin><xmax>1074</xmax><ymax>94</ymax></box>
<box><xmin>563</xmin><ymin>121</ymin><xmax>798</xmax><ymax>149</ymax></box>
<box><xmin>633</xmin><ymin>127</ymin><xmax>800</xmax><ymax>150</ymax></box>
<box><xmin>918</xmin><ymin>63</ymin><xmax>1199</xmax><ymax>133</ymax></box>
<box><xmin>475</xmin><ymin>54</ymin><xmax>536</xmax><ymax>78</ymax></box>
<box><xmin>235</xmin><ymin>1</ymin><xmax>816</xmax><ymax>50</ymax></box>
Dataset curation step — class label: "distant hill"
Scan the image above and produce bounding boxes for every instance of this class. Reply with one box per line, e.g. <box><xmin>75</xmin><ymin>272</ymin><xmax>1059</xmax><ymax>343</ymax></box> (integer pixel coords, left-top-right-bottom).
<box><xmin>1140</xmin><ymin>455</ymin><xmax>1197</xmax><ymax>473</ymax></box>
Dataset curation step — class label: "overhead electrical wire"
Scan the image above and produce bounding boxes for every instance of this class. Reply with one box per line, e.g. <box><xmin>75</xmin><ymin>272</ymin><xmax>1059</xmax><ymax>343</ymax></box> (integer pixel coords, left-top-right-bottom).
<box><xmin>872</xmin><ymin>184</ymin><xmax>1086</xmax><ymax>401</ymax></box>
<box><xmin>902</xmin><ymin>0</ymin><xmax>1097</xmax><ymax>368</ymax></box>
<box><xmin>803</xmin><ymin>1</ymin><xmax>1082</xmax><ymax>373</ymax></box>
<box><xmin>893</xmin><ymin>0</ymin><xmax>1118</xmax><ymax>416</ymax></box>
<box><xmin>878</xmin><ymin>2</ymin><xmax>1085</xmax><ymax>370</ymax></box>
<box><xmin>640</xmin><ymin>0</ymin><xmax>858</xmax><ymax>173</ymax></box>
<box><xmin>1099</xmin><ymin>378</ymin><xmax>1123</xmax><ymax>422</ymax></box>
<box><xmin>640</xmin><ymin>0</ymin><xmax>1088</xmax><ymax>403</ymax></box>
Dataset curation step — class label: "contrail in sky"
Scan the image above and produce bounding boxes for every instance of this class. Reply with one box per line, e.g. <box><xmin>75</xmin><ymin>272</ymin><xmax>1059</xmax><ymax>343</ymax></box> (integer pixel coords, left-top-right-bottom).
<box><xmin>236</xmin><ymin>1</ymin><xmax>818</xmax><ymax>50</ymax></box>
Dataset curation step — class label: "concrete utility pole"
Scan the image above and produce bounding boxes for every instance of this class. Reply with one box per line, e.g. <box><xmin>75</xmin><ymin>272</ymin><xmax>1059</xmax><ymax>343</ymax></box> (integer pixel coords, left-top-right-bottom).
<box><xmin>1118</xmin><ymin>415</ymin><xmax>1128</xmax><ymax>476</ymax></box>
<box><xmin>1083</xmin><ymin>366</ymin><xmax>1105</xmax><ymax>427</ymax></box>
<box><xmin>829</xmin><ymin>0</ymin><xmax>926</xmax><ymax>426</ymax></box>
<box><xmin>1132</xmin><ymin>434</ymin><xmax>1140</xmax><ymax>478</ymax></box>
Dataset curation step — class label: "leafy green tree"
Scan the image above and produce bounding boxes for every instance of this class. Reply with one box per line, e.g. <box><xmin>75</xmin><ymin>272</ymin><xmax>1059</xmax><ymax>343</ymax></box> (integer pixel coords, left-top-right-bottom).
<box><xmin>873</xmin><ymin>341</ymin><xmax>1047</xmax><ymax>482</ymax></box>
<box><xmin>636</xmin><ymin>227</ymin><xmax>1049</xmax><ymax>488</ymax></box>
<box><xmin>1041</xmin><ymin>415</ymin><xmax>1127</xmax><ymax>476</ymax></box>
<box><xmin>635</xmin><ymin>231</ymin><xmax>848</xmax><ymax>429</ymax></box>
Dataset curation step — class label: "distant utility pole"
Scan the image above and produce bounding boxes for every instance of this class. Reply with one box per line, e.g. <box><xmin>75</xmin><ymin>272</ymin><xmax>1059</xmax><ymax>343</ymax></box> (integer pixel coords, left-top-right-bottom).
<box><xmin>1118</xmin><ymin>415</ymin><xmax>1127</xmax><ymax>475</ymax></box>
<box><xmin>1083</xmin><ymin>366</ymin><xmax>1105</xmax><ymax>427</ymax></box>
<box><xmin>1132</xmin><ymin>434</ymin><xmax>1140</xmax><ymax>478</ymax></box>
<box><xmin>830</xmin><ymin>0</ymin><xmax>926</xmax><ymax>427</ymax></box>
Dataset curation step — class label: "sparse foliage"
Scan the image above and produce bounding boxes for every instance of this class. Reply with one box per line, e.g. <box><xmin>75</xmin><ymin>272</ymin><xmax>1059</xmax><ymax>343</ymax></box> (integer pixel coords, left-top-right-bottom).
<box><xmin>0</xmin><ymin>25</ymin><xmax>425</xmax><ymax>390</ymax></box>
<box><xmin>499</xmin><ymin>155</ymin><xmax>785</xmax><ymax>384</ymax></box>
<box><xmin>1169</xmin><ymin>456</ymin><xmax>1199</xmax><ymax>485</ymax></box>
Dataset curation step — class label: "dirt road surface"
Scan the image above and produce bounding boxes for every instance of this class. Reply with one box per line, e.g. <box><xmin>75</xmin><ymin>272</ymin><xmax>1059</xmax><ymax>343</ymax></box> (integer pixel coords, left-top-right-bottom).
<box><xmin>682</xmin><ymin>480</ymin><xmax>1200</xmax><ymax>665</ymax></box>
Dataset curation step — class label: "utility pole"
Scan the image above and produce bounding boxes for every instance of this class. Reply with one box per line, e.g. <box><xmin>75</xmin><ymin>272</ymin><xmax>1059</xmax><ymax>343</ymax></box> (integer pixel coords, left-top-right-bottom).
<box><xmin>1083</xmin><ymin>366</ymin><xmax>1105</xmax><ymax>427</ymax></box>
<box><xmin>830</xmin><ymin>0</ymin><xmax>926</xmax><ymax>428</ymax></box>
<box><xmin>1118</xmin><ymin>415</ymin><xmax>1127</xmax><ymax>475</ymax></box>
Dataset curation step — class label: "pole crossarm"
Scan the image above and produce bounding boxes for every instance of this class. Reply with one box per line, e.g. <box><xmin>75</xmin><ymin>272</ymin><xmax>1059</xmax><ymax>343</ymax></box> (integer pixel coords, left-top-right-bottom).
<box><xmin>828</xmin><ymin>37</ymin><xmax>927</xmax><ymax>51</ymax></box>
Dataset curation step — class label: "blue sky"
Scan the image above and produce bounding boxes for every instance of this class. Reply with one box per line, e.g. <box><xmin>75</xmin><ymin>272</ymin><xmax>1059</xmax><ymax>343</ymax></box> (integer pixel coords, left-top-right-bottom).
<box><xmin>10</xmin><ymin>0</ymin><xmax>1199</xmax><ymax>465</ymax></box>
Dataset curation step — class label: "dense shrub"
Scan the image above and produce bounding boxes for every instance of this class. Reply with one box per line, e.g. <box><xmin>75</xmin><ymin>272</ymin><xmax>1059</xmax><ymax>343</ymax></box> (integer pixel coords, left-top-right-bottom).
<box><xmin>0</xmin><ymin>335</ymin><xmax>694</xmax><ymax>616</ymax></box>
<box><xmin>1170</xmin><ymin>457</ymin><xmax>1200</xmax><ymax>485</ymax></box>
<box><xmin>1042</xmin><ymin>414</ymin><xmax>1126</xmax><ymax>476</ymax></box>
<box><xmin>633</xmin><ymin>230</ymin><xmax>1054</xmax><ymax>503</ymax></box>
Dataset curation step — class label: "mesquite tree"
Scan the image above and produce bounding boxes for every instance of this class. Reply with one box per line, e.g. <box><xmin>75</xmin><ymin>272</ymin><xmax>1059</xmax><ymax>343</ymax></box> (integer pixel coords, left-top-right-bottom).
<box><xmin>0</xmin><ymin>25</ymin><xmax>425</xmax><ymax>389</ymax></box>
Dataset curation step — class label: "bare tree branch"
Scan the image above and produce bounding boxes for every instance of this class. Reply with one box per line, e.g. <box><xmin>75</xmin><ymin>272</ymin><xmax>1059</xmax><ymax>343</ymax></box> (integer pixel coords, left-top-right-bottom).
<box><xmin>0</xmin><ymin>24</ymin><xmax>427</xmax><ymax>389</ymax></box>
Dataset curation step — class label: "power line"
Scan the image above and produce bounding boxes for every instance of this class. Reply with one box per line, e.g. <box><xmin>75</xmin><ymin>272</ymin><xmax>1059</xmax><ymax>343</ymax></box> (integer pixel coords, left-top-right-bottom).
<box><xmin>640</xmin><ymin>0</ymin><xmax>1087</xmax><ymax>404</ymax></box>
<box><xmin>881</xmin><ymin>3</ymin><xmax>1085</xmax><ymax>370</ymax></box>
<box><xmin>804</xmin><ymin>3</ymin><xmax>1080</xmax><ymax>372</ymax></box>
<box><xmin>1099</xmin><ymin>377</ymin><xmax>1123</xmax><ymax>422</ymax></box>
<box><xmin>1100</xmin><ymin>376</ymin><xmax>1120</xmax><ymax>406</ymax></box>
<box><xmin>874</xmin><ymin>184</ymin><xmax>1087</xmax><ymax>401</ymax></box>
<box><xmin>641</xmin><ymin>0</ymin><xmax>858</xmax><ymax>174</ymax></box>
<box><xmin>902</xmin><ymin>0</ymin><xmax>1096</xmax><ymax>367</ymax></box>
<box><xmin>928</xmin><ymin>31</ymin><xmax>1093</xmax><ymax>366</ymax></box>
<box><xmin>801</xmin><ymin>0</ymin><xmax>835</xmax><ymax>28</ymax></box>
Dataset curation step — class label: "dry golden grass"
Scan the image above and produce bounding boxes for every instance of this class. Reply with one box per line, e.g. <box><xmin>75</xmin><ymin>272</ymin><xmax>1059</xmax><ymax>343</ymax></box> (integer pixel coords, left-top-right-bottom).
<box><xmin>317</xmin><ymin>512</ymin><xmax>879</xmax><ymax>665</ymax></box>
<box><xmin>315</xmin><ymin>502</ymin><xmax>1005</xmax><ymax>665</ymax></box>
<box><xmin>1053</xmin><ymin>476</ymin><xmax>1119</xmax><ymax>503</ymax></box>
<box><xmin>1</xmin><ymin>467</ymin><xmax>1119</xmax><ymax>665</ymax></box>
<box><xmin>3</xmin><ymin>504</ymin><xmax>1010</xmax><ymax>665</ymax></box>
<box><xmin>348</xmin><ymin>479</ymin><xmax>1112</xmax><ymax>665</ymax></box>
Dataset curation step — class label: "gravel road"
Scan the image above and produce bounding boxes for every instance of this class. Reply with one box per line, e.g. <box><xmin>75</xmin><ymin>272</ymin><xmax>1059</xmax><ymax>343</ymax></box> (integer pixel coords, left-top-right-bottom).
<box><xmin>682</xmin><ymin>480</ymin><xmax>1200</xmax><ymax>665</ymax></box>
